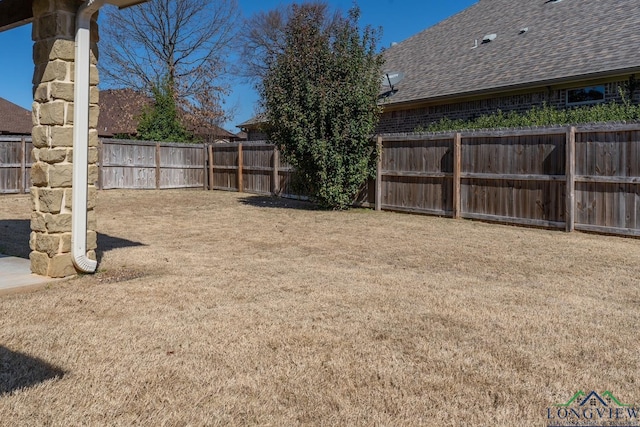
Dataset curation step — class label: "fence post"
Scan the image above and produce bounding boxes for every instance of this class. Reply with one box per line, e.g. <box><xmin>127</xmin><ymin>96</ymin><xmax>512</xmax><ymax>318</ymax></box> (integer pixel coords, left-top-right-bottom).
<box><xmin>375</xmin><ymin>136</ymin><xmax>383</xmax><ymax>211</ymax></box>
<box><xmin>155</xmin><ymin>142</ymin><xmax>161</xmax><ymax>190</ymax></box>
<box><xmin>203</xmin><ymin>144</ymin><xmax>208</xmax><ymax>191</ymax></box>
<box><xmin>237</xmin><ymin>143</ymin><xmax>243</xmax><ymax>193</ymax></box>
<box><xmin>20</xmin><ymin>137</ymin><xmax>26</xmax><ymax>194</ymax></box>
<box><xmin>272</xmin><ymin>145</ymin><xmax>280</xmax><ymax>195</ymax></box>
<box><xmin>97</xmin><ymin>139</ymin><xmax>103</xmax><ymax>190</ymax></box>
<box><xmin>208</xmin><ymin>143</ymin><xmax>214</xmax><ymax>191</ymax></box>
<box><xmin>565</xmin><ymin>126</ymin><xmax>576</xmax><ymax>232</ymax></box>
<box><xmin>453</xmin><ymin>132</ymin><xmax>462</xmax><ymax>219</ymax></box>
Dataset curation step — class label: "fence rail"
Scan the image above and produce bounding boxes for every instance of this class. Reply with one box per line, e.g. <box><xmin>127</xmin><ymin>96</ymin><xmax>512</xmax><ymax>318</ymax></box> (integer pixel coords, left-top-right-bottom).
<box><xmin>2</xmin><ymin>124</ymin><xmax>639</xmax><ymax>237</ymax></box>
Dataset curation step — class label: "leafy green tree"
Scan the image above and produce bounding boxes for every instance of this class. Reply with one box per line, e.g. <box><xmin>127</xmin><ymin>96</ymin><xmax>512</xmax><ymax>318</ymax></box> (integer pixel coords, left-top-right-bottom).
<box><xmin>137</xmin><ymin>77</ymin><xmax>191</xmax><ymax>142</ymax></box>
<box><xmin>261</xmin><ymin>4</ymin><xmax>383</xmax><ymax>209</ymax></box>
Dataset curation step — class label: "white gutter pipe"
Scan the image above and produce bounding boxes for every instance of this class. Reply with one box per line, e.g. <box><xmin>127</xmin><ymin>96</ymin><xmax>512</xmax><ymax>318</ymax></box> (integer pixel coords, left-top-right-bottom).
<box><xmin>72</xmin><ymin>0</ymin><xmax>105</xmax><ymax>273</ymax></box>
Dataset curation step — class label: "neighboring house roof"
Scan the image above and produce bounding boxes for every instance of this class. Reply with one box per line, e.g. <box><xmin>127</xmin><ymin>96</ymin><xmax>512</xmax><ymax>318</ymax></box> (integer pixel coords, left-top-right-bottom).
<box><xmin>382</xmin><ymin>0</ymin><xmax>640</xmax><ymax>107</ymax></box>
<box><xmin>0</xmin><ymin>97</ymin><xmax>31</xmax><ymax>135</ymax></box>
<box><xmin>237</xmin><ymin>114</ymin><xmax>267</xmax><ymax>130</ymax></box>
<box><xmin>99</xmin><ymin>88</ymin><xmax>235</xmax><ymax>140</ymax></box>
<box><xmin>189</xmin><ymin>123</ymin><xmax>236</xmax><ymax>141</ymax></box>
<box><xmin>98</xmin><ymin>88</ymin><xmax>150</xmax><ymax>137</ymax></box>
<box><xmin>215</xmin><ymin>127</ymin><xmax>237</xmax><ymax>139</ymax></box>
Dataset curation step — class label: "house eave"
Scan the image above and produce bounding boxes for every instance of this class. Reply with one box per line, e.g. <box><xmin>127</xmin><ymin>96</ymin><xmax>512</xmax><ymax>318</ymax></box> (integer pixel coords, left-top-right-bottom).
<box><xmin>0</xmin><ymin>0</ymin><xmax>34</xmax><ymax>33</ymax></box>
<box><xmin>381</xmin><ymin>68</ymin><xmax>640</xmax><ymax>112</ymax></box>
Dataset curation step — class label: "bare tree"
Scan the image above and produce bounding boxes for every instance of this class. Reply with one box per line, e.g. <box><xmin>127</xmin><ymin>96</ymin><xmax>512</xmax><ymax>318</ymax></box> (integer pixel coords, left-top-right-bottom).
<box><xmin>179</xmin><ymin>66</ymin><xmax>239</xmax><ymax>134</ymax></box>
<box><xmin>238</xmin><ymin>1</ymin><xmax>338</xmax><ymax>83</ymax></box>
<box><xmin>99</xmin><ymin>0</ymin><xmax>240</xmax><ymax>127</ymax></box>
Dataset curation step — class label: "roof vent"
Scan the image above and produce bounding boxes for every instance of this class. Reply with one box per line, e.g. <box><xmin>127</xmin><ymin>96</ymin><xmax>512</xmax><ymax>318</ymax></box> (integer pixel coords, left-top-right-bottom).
<box><xmin>482</xmin><ymin>33</ymin><xmax>497</xmax><ymax>44</ymax></box>
<box><xmin>519</xmin><ymin>27</ymin><xmax>529</xmax><ymax>34</ymax></box>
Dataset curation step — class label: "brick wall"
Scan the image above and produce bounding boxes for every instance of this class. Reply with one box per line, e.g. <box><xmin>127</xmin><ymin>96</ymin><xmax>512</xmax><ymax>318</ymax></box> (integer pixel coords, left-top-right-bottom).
<box><xmin>247</xmin><ymin>130</ymin><xmax>268</xmax><ymax>141</ymax></box>
<box><xmin>377</xmin><ymin>79</ymin><xmax>640</xmax><ymax>134</ymax></box>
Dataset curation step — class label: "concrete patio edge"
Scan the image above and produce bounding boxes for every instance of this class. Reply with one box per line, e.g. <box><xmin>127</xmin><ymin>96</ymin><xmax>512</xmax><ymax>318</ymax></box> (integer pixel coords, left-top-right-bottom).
<box><xmin>0</xmin><ymin>254</ymin><xmax>66</xmax><ymax>296</ymax></box>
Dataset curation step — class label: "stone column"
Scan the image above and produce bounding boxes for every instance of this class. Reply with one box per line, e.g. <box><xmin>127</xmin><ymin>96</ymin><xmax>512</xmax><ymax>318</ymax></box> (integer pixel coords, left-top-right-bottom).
<box><xmin>30</xmin><ymin>0</ymin><xmax>100</xmax><ymax>278</ymax></box>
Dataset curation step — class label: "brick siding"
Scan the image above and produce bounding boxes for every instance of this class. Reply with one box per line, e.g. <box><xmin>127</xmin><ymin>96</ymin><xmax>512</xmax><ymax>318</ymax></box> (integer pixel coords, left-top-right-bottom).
<box><xmin>247</xmin><ymin>130</ymin><xmax>268</xmax><ymax>141</ymax></box>
<box><xmin>377</xmin><ymin>79</ymin><xmax>640</xmax><ymax>134</ymax></box>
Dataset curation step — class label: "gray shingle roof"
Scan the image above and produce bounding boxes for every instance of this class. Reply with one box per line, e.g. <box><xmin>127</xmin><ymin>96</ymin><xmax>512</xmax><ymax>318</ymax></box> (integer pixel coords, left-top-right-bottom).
<box><xmin>237</xmin><ymin>114</ymin><xmax>267</xmax><ymax>129</ymax></box>
<box><xmin>382</xmin><ymin>0</ymin><xmax>640</xmax><ymax>106</ymax></box>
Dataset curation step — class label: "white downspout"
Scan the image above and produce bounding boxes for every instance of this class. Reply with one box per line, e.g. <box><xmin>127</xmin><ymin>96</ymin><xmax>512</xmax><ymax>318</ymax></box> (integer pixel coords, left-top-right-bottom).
<box><xmin>72</xmin><ymin>0</ymin><xmax>105</xmax><ymax>273</ymax></box>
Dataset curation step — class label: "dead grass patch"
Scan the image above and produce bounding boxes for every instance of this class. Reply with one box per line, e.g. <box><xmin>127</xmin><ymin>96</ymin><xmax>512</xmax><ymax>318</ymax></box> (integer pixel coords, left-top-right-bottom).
<box><xmin>92</xmin><ymin>268</ymin><xmax>148</xmax><ymax>285</ymax></box>
<box><xmin>1</xmin><ymin>189</ymin><xmax>639</xmax><ymax>426</ymax></box>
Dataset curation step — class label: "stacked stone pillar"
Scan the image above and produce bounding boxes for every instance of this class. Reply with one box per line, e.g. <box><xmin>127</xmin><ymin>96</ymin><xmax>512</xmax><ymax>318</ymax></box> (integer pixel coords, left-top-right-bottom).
<box><xmin>30</xmin><ymin>0</ymin><xmax>100</xmax><ymax>278</ymax></box>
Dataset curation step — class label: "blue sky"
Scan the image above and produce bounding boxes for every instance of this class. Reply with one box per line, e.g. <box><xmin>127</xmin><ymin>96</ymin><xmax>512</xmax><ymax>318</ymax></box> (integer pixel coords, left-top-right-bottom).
<box><xmin>0</xmin><ymin>0</ymin><xmax>476</xmax><ymax>133</ymax></box>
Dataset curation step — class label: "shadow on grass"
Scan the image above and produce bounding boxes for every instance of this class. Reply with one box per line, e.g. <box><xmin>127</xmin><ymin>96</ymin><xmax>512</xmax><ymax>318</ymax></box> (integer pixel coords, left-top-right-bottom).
<box><xmin>0</xmin><ymin>220</ymin><xmax>31</xmax><ymax>258</ymax></box>
<box><xmin>0</xmin><ymin>346</ymin><xmax>65</xmax><ymax>396</ymax></box>
<box><xmin>96</xmin><ymin>233</ymin><xmax>146</xmax><ymax>263</ymax></box>
<box><xmin>0</xmin><ymin>219</ymin><xmax>146</xmax><ymax>262</ymax></box>
<box><xmin>238</xmin><ymin>195</ymin><xmax>319</xmax><ymax>211</ymax></box>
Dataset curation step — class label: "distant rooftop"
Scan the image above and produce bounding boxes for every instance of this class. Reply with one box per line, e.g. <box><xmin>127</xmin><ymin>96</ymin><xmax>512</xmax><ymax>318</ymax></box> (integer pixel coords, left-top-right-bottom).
<box><xmin>0</xmin><ymin>97</ymin><xmax>31</xmax><ymax>135</ymax></box>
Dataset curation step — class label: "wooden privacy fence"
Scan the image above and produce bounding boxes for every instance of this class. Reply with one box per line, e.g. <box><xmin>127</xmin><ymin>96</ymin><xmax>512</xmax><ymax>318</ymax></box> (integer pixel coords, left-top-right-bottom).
<box><xmin>207</xmin><ymin>142</ymin><xmax>300</xmax><ymax>197</ymax></box>
<box><xmin>0</xmin><ymin>136</ymin><xmax>32</xmax><ymax>194</ymax></box>
<box><xmin>98</xmin><ymin>139</ymin><xmax>301</xmax><ymax>195</ymax></box>
<box><xmin>375</xmin><ymin>124</ymin><xmax>640</xmax><ymax>237</ymax></box>
<box><xmin>2</xmin><ymin>125</ymin><xmax>639</xmax><ymax>237</ymax></box>
<box><xmin>99</xmin><ymin>139</ymin><xmax>207</xmax><ymax>190</ymax></box>
<box><xmin>202</xmin><ymin>126</ymin><xmax>640</xmax><ymax>237</ymax></box>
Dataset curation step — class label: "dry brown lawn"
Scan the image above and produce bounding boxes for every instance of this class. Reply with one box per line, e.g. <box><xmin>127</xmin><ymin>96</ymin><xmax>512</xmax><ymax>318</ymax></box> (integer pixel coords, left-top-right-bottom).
<box><xmin>1</xmin><ymin>189</ymin><xmax>639</xmax><ymax>426</ymax></box>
